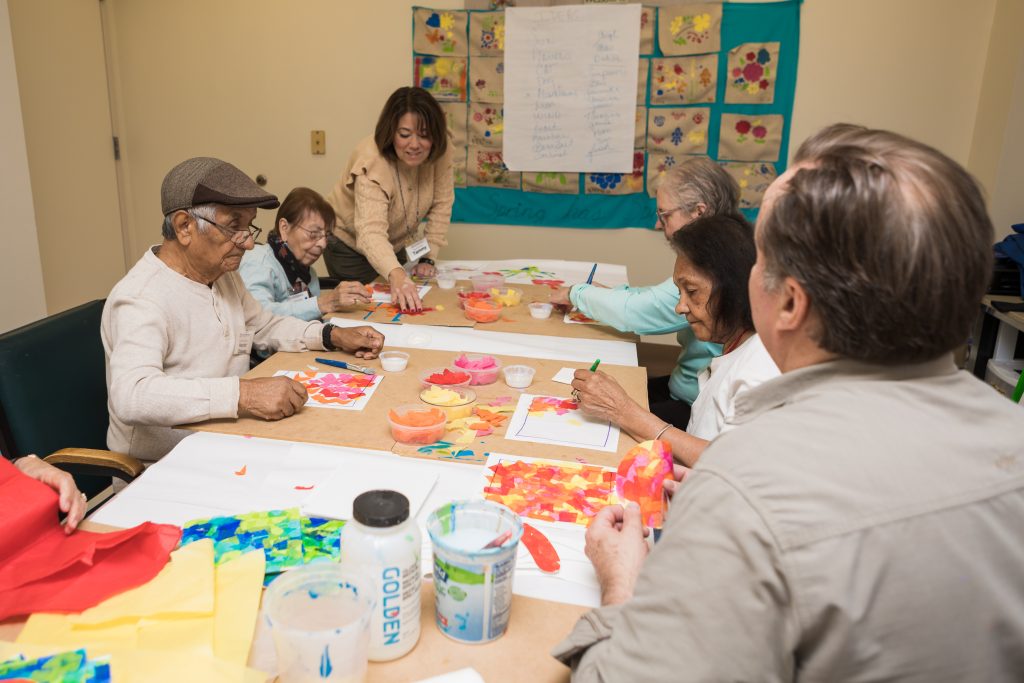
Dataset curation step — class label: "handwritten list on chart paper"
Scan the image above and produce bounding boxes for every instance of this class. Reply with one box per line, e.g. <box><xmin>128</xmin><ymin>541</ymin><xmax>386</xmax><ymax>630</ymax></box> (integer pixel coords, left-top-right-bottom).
<box><xmin>503</xmin><ymin>4</ymin><xmax>640</xmax><ymax>173</ymax></box>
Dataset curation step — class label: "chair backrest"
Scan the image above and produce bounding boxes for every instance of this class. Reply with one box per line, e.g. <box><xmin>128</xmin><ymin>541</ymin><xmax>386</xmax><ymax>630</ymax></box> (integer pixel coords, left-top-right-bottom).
<box><xmin>0</xmin><ymin>300</ymin><xmax>109</xmax><ymax>459</ymax></box>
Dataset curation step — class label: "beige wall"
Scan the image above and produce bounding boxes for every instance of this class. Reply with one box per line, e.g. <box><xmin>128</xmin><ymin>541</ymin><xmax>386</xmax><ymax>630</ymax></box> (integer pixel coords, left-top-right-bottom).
<box><xmin>0</xmin><ymin>0</ymin><xmax>46</xmax><ymax>332</ymax></box>
<box><xmin>7</xmin><ymin>0</ymin><xmax>125</xmax><ymax>315</ymax></box>
<box><xmin>8</xmin><ymin>0</ymin><xmax>1019</xmax><ymax>326</ymax></box>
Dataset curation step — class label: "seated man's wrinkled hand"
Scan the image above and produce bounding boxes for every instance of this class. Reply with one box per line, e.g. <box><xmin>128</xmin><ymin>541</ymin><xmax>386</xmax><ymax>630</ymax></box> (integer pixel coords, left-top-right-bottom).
<box><xmin>332</xmin><ymin>325</ymin><xmax>384</xmax><ymax>359</ymax></box>
<box><xmin>239</xmin><ymin>376</ymin><xmax>307</xmax><ymax>420</ymax></box>
<box><xmin>586</xmin><ymin>503</ymin><xmax>650</xmax><ymax>606</ymax></box>
<box><xmin>662</xmin><ymin>463</ymin><xmax>692</xmax><ymax>500</ymax></box>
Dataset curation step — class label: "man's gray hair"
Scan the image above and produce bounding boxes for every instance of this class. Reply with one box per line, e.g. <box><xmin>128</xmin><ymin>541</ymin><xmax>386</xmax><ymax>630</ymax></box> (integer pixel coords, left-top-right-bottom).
<box><xmin>160</xmin><ymin>203</ymin><xmax>218</xmax><ymax>240</ymax></box>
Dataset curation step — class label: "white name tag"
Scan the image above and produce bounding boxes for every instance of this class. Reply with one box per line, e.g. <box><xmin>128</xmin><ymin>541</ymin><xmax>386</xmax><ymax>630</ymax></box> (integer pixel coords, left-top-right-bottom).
<box><xmin>405</xmin><ymin>238</ymin><xmax>430</xmax><ymax>262</ymax></box>
<box><xmin>285</xmin><ymin>290</ymin><xmax>310</xmax><ymax>302</ymax></box>
<box><xmin>236</xmin><ymin>330</ymin><xmax>254</xmax><ymax>355</ymax></box>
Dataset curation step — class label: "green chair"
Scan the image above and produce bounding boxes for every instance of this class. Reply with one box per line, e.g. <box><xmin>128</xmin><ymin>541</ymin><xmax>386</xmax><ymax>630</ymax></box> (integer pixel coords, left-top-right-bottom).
<box><xmin>0</xmin><ymin>300</ymin><xmax>143</xmax><ymax>499</ymax></box>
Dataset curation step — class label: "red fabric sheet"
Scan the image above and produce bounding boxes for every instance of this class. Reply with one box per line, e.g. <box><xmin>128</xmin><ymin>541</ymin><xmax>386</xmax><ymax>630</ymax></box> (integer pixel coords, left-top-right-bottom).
<box><xmin>0</xmin><ymin>458</ymin><xmax>180</xmax><ymax>620</ymax></box>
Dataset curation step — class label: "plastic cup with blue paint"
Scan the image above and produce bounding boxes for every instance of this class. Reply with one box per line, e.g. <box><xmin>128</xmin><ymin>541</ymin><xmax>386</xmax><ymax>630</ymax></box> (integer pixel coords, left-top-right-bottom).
<box><xmin>426</xmin><ymin>500</ymin><xmax>523</xmax><ymax>644</ymax></box>
<box><xmin>264</xmin><ymin>563</ymin><xmax>375</xmax><ymax>682</ymax></box>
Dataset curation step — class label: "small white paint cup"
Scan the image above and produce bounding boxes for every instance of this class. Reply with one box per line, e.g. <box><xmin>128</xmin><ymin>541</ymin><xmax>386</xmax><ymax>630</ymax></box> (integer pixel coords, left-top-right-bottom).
<box><xmin>436</xmin><ymin>266</ymin><xmax>457</xmax><ymax>290</ymax></box>
<box><xmin>263</xmin><ymin>564</ymin><xmax>375</xmax><ymax>683</ymax></box>
<box><xmin>502</xmin><ymin>364</ymin><xmax>536</xmax><ymax>389</ymax></box>
<box><xmin>379</xmin><ymin>351</ymin><xmax>410</xmax><ymax>372</ymax></box>
<box><xmin>528</xmin><ymin>302</ymin><xmax>553</xmax><ymax>319</ymax></box>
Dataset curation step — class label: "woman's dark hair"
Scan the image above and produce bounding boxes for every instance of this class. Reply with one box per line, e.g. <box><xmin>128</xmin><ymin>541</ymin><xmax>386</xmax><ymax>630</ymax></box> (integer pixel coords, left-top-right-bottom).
<box><xmin>374</xmin><ymin>86</ymin><xmax>448</xmax><ymax>163</ymax></box>
<box><xmin>270</xmin><ymin>187</ymin><xmax>335</xmax><ymax>238</ymax></box>
<box><xmin>670</xmin><ymin>213</ymin><xmax>756</xmax><ymax>341</ymax></box>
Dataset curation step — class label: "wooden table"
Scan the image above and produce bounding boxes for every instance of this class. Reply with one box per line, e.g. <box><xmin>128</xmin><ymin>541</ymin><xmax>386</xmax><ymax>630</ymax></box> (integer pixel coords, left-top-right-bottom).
<box><xmin>0</xmin><ymin>527</ymin><xmax>585</xmax><ymax>683</ymax></box>
<box><xmin>190</xmin><ymin>347</ymin><xmax>648</xmax><ymax>469</ymax></box>
<box><xmin>331</xmin><ymin>280</ymin><xmax>638</xmax><ymax>345</ymax></box>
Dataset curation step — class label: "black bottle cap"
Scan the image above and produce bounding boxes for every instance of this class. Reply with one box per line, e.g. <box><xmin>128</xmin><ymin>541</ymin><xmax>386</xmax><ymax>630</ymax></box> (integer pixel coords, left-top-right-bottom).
<box><xmin>352</xmin><ymin>490</ymin><xmax>410</xmax><ymax>527</ymax></box>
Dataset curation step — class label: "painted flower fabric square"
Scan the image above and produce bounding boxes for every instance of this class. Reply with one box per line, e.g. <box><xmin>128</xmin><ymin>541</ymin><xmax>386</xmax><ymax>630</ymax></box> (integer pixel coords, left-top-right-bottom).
<box><xmin>469</xmin><ymin>11</ymin><xmax>505</xmax><ymax>56</ymax></box>
<box><xmin>658</xmin><ymin>3</ymin><xmax>722</xmax><ymax>57</ymax></box>
<box><xmin>635</xmin><ymin>107</ymin><xmax>648</xmax><ymax>149</ymax></box>
<box><xmin>725</xmin><ymin>42</ymin><xmax>780</xmax><ymax>104</ymax></box>
<box><xmin>720</xmin><ymin>161</ymin><xmax>778</xmax><ymax>209</ymax></box>
<box><xmin>639</xmin><ymin>6</ymin><xmax>655</xmax><ymax>55</ymax></box>
<box><xmin>647</xmin><ymin>107</ymin><xmax>709</xmax><ymax>155</ymax></box>
<box><xmin>650</xmin><ymin>55</ymin><xmax>718</xmax><ymax>105</ymax></box>
<box><xmin>469</xmin><ymin>103</ymin><xmax>504</xmax><ymax>147</ymax></box>
<box><xmin>414</xmin><ymin>56</ymin><xmax>467</xmax><ymax>102</ymax></box>
<box><xmin>452</xmin><ymin>146</ymin><xmax>468</xmax><ymax>188</ymax></box>
<box><xmin>468</xmin><ymin>146</ymin><xmax>521</xmax><ymax>189</ymax></box>
<box><xmin>585</xmin><ymin>151</ymin><xmax>646</xmax><ymax>195</ymax></box>
<box><xmin>637</xmin><ymin>58</ymin><xmax>650</xmax><ymax>104</ymax></box>
<box><xmin>440</xmin><ymin>102</ymin><xmax>467</xmax><ymax>149</ymax></box>
<box><xmin>718</xmin><ymin>114</ymin><xmax>784</xmax><ymax>161</ymax></box>
<box><xmin>522</xmin><ymin>171</ymin><xmax>580</xmax><ymax>194</ymax></box>
<box><xmin>469</xmin><ymin>56</ymin><xmax>504</xmax><ymax>103</ymax></box>
<box><xmin>647</xmin><ymin>151</ymin><xmax>701</xmax><ymax>197</ymax></box>
<box><xmin>413</xmin><ymin>9</ymin><xmax>468</xmax><ymax>57</ymax></box>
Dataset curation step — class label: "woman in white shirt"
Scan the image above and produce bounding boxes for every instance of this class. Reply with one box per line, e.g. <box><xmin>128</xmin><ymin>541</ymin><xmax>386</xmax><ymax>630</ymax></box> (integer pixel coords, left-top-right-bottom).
<box><xmin>571</xmin><ymin>213</ymin><xmax>779</xmax><ymax>466</ymax></box>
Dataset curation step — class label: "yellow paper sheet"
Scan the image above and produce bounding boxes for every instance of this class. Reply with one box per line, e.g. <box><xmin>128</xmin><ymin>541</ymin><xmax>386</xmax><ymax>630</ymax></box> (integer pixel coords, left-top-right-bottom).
<box><xmin>213</xmin><ymin>549</ymin><xmax>266</xmax><ymax>665</ymax></box>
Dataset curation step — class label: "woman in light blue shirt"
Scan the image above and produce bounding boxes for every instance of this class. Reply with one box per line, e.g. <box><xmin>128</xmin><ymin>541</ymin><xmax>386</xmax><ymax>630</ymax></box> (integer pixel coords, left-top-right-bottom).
<box><xmin>240</xmin><ymin>187</ymin><xmax>369</xmax><ymax>320</ymax></box>
<box><xmin>551</xmin><ymin>158</ymin><xmax>739</xmax><ymax>428</ymax></box>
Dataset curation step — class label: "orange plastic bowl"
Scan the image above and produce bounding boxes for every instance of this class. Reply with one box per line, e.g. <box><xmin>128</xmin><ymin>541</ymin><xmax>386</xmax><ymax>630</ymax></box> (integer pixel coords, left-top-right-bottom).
<box><xmin>387</xmin><ymin>405</ymin><xmax>447</xmax><ymax>444</ymax></box>
<box><xmin>464</xmin><ymin>298</ymin><xmax>503</xmax><ymax>323</ymax></box>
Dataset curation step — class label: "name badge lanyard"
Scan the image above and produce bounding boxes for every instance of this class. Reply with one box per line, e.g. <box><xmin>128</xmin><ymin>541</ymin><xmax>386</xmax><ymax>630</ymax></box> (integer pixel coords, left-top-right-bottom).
<box><xmin>392</xmin><ymin>162</ymin><xmax>425</xmax><ymax>258</ymax></box>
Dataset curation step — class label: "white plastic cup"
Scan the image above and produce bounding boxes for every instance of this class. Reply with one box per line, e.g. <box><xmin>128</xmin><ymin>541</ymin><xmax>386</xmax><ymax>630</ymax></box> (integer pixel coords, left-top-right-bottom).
<box><xmin>436</xmin><ymin>267</ymin><xmax>457</xmax><ymax>290</ymax></box>
<box><xmin>502</xmin><ymin>364</ymin><xmax>536</xmax><ymax>389</ymax></box>
<box><xmin>528</xmin><ymin>302</ymin><xmax>553</xmax><ymax>319</ymax></box>
<box><xmin>379</xmin><ymin>351</ymin><xmax>410</xmax><ymax>372</ymax></box>
<box><xmin>426</xmin><ymin>501</ymin><xmax>523</xmax><ymax>644</ymax></box>
<box><xmin>263</xmin><ymin>564</ymin><xmax>375</xmax><ymax>683</ymax></box>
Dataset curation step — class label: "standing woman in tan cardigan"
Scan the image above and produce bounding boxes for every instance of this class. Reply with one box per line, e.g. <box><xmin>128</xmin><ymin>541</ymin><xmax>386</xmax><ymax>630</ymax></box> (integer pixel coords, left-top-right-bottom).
<box><xmin>324</xmin><ymin>87</ymin><xmax>454</xmax><ymax>311</ymax></box>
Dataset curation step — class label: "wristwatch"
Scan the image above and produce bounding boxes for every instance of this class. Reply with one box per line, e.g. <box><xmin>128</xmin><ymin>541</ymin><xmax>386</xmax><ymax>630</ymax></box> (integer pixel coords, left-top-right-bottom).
<box><xmin>321</xmin><ymin>323</ymin><xmax>337</xmax><ymax>351</ymax></box>
<box><xmin>419</xmin><ymin>257</ymin><xmax>435</xmax><ymax>266</ymax></box>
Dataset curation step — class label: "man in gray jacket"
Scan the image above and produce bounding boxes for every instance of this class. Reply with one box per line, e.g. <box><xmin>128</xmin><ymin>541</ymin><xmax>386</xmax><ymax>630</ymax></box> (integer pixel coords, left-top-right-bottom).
<box><xmin>554</xmin><ymin>125</ymin><xmax>1024</xmax><ymax>681</ymax></box>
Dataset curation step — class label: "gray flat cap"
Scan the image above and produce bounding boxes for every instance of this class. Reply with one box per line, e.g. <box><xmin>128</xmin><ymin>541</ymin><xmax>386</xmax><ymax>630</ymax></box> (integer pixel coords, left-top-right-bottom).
<box><xmin>161</xmin><ymin>157</ymin><xmax>279</xmax><ymax>215</ymax></box>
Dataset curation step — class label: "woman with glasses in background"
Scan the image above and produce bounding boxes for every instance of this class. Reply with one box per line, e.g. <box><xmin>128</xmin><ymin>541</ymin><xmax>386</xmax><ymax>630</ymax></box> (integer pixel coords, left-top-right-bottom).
<box><xmin>240</xmin><ymin>187</ymin><xmax>370</xmax><ymax>321</ymax></box>
<box><xmin>550</xmin><ymin>158</ymin><xmax>739</xmax><ymax>429</ymax></box>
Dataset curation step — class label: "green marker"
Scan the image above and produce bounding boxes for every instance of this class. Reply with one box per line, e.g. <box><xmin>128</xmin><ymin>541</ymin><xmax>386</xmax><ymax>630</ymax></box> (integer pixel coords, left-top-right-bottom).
<box><xmin>589</xmin><ymin>359</ymin><xmax>601</xmax><ymax>372</ymax></box>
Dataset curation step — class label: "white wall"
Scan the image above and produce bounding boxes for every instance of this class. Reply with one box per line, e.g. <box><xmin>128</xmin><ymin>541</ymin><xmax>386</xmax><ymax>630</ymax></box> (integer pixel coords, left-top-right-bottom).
<box><xmin>0</xmin><ymin>0</ymin><xmax>46</xmax><ymax>333</ymax></box>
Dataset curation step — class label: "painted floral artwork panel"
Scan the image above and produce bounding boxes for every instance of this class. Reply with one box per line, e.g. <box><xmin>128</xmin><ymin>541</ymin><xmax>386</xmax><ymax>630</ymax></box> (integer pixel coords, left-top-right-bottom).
<box><xmin>718</xmin><ymin>114</ymin><xmax>784</xmax><ymax>162</ymax></box>
<box><xmin>647</xmin><ymin>150</ymin><xmax>688</xmax><ymax>197</ymax></box>
<box><xmin>522</xmin><ymin>171</ymin><xmax>580</xmax><ymax>194</ymax></box>
<box><xmin>440</xmin><ymin>102</ymin><xmax>467</xmax><ymax>149</ymax></box>
<box><xmin>467</xmin><ymin>146</ymin><xmax>521</xmax><ymax>189</ymax></box>
<box><xmin>725</xmin><ymin>42</ymin><xmax>780</xmax><ymax>104</ymax></box>
<box><xmin>452</xmin><ymin>146</ymin><xmax>468</xmax><ymax>188</ymax></box>
<box><xmin>469</xmin><ymin>11</ymin><xmax>505</xmax><ymax>56</ymax></box>
<box><xmin>720</xmin><ymin>161</ymin><xmax>778</xmax><ymax>209</ymax></box>
<box><xmin>647</xmin><ymin>107</ymin><xmax>709</xmax><ymax>155</ymax></box>
<box><xmin>639</xmin><ymin>6</ymin><xmax>655</xmax><ymax>54</ymax></box>
<box><xmin>414</xmin><ymin>56</ymin><xmax>468</xmax><ymax>102</ymax></box>
<box><xmin>637</xmin><ymin>58</ymin><xmax>649</xmax><ymax>104</ymax></box>
<box><xmin>413</xmin><ymin>8</ymin><xmax>468</xmax><ymax>57</ymax></box>
<box><xmin>634</xmin><ymin>107</ymin><xmax>647</xmax><ymax>149</ymax></box>
<box><xmin>650</xmin><ymin>55</ymin><xmax>718</xmax><ymax>105</ymax></box>
<box><xmin>469</xmin><ymin>56</ymin><xmax>504</xmax><ymax>103</ymax></box>
<box><xmin>585</xmin><ymin>150</ymin><xmax>646</xmax><ymax>196</ymax></box>
<box><xmin>469</xmin><ymin>102</ymin><xmax>504</xmax><ymax>148</ymax></box>
<box><xmin>483</xmin><ymin>456</ymin><xmax>617</xmax><ymax>526</ymax></box>
<box><xmin>657</xmin><ymin>3</ymin><xmax>722</xmax><ymax>57</ymax></box>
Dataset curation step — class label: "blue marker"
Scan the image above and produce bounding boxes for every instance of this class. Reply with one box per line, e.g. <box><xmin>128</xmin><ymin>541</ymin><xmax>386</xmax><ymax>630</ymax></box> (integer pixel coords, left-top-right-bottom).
<box><xmin>585</xmin><ymin>263</ymin><xmax>598</xmax><ymax>285</ymax></box>
<box><xmin>314</xmin><ymin>357</ymin><xmax>376</xmax><ymax>375</ymax></box>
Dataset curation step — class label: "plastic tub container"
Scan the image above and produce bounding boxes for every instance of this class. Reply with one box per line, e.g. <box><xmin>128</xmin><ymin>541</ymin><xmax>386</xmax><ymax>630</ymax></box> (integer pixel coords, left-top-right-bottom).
<box><xmin>529</xmin><ymin>302</ymin><xmax>553</xmax><ymax>319</ymax></box>
<box><xmin>503</xmin><ymin>364</ymin><xmax>536</xmax><ymax>389</ymax></box>
<box><xmin>456</xmin><ymin>287</ymin><xmax>492</xmax><ymax>310</ymax></box>
<box><xmin>488</xmin><ymin>287</ymin><xmax>522</xmax><ymax>307</ymax></box>
<box><xmin>464</xmin><ymin>298</ymin><xmax>503</xmax><ymax>323</ymax></box>
<box><xmin>387</xmin><ymin>405</ymin><xmax>447</xmax><ymax>444</ymax></box>
<box><xmin>426</xmin><ymin>501</ymin><xmax>523</xmax><ymax>643</ymax></box>
<box><xmin>452</xmin><ymin>353</ymin><xmax>502</xmax><ymax>386</ymax></box>
<box><xmin>470</xmin><ymin>274</ymin><xmax>505</xmax><ymax>292</ymax></box>
<box><xmin>379</xmin><ymin>351</ymin><xmax>410</xmax><ymax>372</ymax></box>
<box><xmin>435</xmin><ymin>266</ymin><xmax>457</xmax><ymax>290</ymax></box>
<box><xmin>420</xmin><ymin>367</ymin><xmax>472</xmax><ymax>389</ymax></box>
<box><xmin>263</xmin><ymin>563</ymin><xmax>375</xmax><ymax>682</ymax></box>
<box><xmin>420</xmin><ymin>386</ymin><xmax>477</xmax><ymax>420</ymax></box>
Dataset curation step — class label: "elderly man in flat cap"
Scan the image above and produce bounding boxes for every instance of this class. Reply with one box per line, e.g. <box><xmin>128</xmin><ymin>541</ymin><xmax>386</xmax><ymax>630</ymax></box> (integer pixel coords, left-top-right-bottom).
<box><xmin>102</xmin><ymin>157</ymin><xmax>384</xmax><ymax>463</ymax></box>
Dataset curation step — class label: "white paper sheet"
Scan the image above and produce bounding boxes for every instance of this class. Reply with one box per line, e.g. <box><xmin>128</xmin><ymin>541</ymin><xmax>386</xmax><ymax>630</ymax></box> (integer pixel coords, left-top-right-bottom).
<box><xmin>504</xmin><ymin>4</ymin><xmax>641</xmax><ymax>172</ymax></box>
<box><xmin>551</xmin><ymin>367</ymin><xmax>576</xmax><ymax>384</ymax></box>
<box><xmin>301</xmin><ymin>451</ymin><xmax>439</xmax><ymax>521</ymax></box>
<box><xmin>368</xmin><ymin>283</ymin><xmax>432</xmax><ymax>303</ymax></box>
<box><xmin>438</xmin><ymin>259</ymin><xmax>629</xmax><ymax>287</ymax></box>
<box><xmin>504</xmin><ymin>394</ymin><xmax>620</xmax><ymax>452</ymax></box>
<box><xmin>273</xmin><ymin>370</ymin><xmax>382</xmax><ymax>410</ymax></box>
